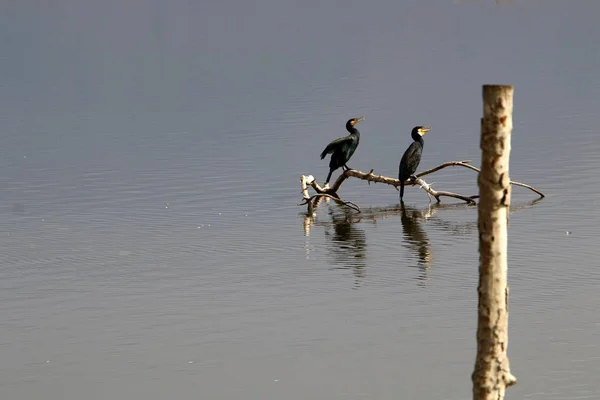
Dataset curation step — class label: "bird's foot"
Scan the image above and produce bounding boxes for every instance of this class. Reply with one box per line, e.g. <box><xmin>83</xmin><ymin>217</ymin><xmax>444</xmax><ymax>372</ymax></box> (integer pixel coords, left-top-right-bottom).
<box><xmin>344</xmin><ymin>165</ymin><xmax>352</xmax><ymax>171</ymax></box>
<box><xmin>323</xmin><ymin>182</ymin><xmax>330</xmax><ymax>190</ymax></box>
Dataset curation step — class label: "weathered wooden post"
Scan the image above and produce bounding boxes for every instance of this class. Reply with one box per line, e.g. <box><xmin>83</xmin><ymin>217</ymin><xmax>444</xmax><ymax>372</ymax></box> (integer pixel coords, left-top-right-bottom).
<box><xmin>472</xmin><ymin>85</ymin><xmax>517</xmax><ymax>400</ymax></box>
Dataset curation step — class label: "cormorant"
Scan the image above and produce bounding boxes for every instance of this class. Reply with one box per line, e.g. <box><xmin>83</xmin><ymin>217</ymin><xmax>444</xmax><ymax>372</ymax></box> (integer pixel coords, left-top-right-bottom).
<box><xmin>398</xmin><ymin>126</ymin><xmax>431</xmax><ymax>201</ymax></box>
<box><xmin>320</xmin><ymin>117</ymin><xmax>364</xmax><ymax>186</ymax></box>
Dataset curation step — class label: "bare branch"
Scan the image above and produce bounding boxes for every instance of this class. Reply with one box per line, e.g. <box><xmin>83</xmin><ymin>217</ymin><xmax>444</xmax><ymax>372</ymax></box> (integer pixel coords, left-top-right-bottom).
<box><xmin>299</xmin><ymin>175</ymin><xmax>361</xmax><ymax>213</ymax></box>
<box><xmin>338</xmin><ymin>169</ymin><xmax>399</xmax><ymax>191</ymax></box>
<box><xmin>299</xmin><ymin>174</ymin><xmax>314</xmax><ymax>200</ymax></box>
<box><xmin>298</xmin><ymin>160</ymin><xmax>544</xmax><ymax>213</ymax></box>
<box><xmin>416</xmin><ymin>161</ymin><xmax>545</xmax><ymax>198</ymax></box>
<box><xmin>416</xmin><ymin>160</ymin><xmax>474</xmax><ymax>177</ymax></box>
<box><xmin>413</xmin><ymin>177</ymin><xmax>477</xmax><ymax>204</ymax></box>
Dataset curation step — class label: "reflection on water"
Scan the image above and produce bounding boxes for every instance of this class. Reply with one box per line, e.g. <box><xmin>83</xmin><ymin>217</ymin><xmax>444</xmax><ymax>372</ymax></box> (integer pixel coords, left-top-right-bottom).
<box><xmin>304</xmin><ymin>207</ymin><xmax>367</xmax><ymax>287</ymax></box>
<box><xmin>4</xmin><ymin>0</ymin><xmax>600</xmax><ymax>397</ymax></box>
<box><xmin>303</xmin><ymin>199</ymin><xmax>542</xmax><ymax>288</ymax></box>
<box><xmin>303</xmin><ymin>202</ymin><xmax>482</xmax><ymax>287</ymax></box>
<box><xmin>323</xmin><ymin>209</ymin><xmax>367</xmax><ymax>285</ymax></box>
<box><xmin>400</xmin><ymin>203</ymin><xmax>434</xmax><ymax>285</ymax></box>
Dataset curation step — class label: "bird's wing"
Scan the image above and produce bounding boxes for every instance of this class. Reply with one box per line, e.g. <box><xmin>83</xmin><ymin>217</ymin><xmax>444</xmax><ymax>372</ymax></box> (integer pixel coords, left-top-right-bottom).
<box><xmin>399</xmin><ymin>142</ymin><xmax>422</xmax><ymax>177</ymax></box>
<box><xmin>400</xmin><ymin>142</ymin><xmax>420</xmax><ymax>165</ymax></box>
<box><xmin>320</xmin><ymin>136</ymin><xmax>353</xmax><ymax>159</ymax></box>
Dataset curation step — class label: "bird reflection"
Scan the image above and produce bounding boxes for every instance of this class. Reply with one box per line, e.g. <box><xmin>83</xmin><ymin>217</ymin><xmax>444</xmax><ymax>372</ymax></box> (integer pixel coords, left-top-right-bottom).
<box><xmin>323</xmin><ymin>209</ymin><xmax>367</xmax><ymax>287</ymax></box>
<box><xmin>300</xmin><ymin>198</ymin><xmax>540</xmax><ymax>288</ymax></box>
<box><xmin>400</xmin><ymin>203</ymin><xmax>433</xmax><ymax>285</ymax></box>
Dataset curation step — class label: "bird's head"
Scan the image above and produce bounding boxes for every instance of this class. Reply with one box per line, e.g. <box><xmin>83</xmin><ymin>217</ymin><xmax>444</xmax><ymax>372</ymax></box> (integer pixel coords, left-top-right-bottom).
<box><xmin>412</xmin><ymin>126</ymin><xmax>431</xmax><ymax>137</ymax></box>
<box><xmin>346</xmin><ymin>116</ymin><xmax>364</xmax><ymax>130</ymax></box>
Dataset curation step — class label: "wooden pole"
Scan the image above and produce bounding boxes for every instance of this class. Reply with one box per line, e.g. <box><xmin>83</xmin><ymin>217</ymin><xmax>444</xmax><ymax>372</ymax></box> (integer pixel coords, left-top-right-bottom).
<box><xmin>472</xmin><ymin>85</ymin><xmax>517</xmax><ymax>399</ymax></box>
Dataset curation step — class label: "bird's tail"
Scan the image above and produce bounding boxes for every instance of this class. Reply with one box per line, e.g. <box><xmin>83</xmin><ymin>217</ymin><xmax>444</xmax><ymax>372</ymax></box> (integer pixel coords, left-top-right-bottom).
<box><xmin>325</xmin><ymin>169</ymin><xmax>334</xmax><ymax>185</ymax></box>
<box><xmin>399</xmin><ymin>182</ymin><xmax>404</xmax><ymax>201</ymax></box>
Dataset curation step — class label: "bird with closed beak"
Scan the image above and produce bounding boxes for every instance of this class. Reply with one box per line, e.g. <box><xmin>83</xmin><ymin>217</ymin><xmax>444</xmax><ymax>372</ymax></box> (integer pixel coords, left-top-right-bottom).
<box><xmin>398</xmin><ymin>126</ymin><xmax>431</xmax><ymax>202</ymax></box>
<box><xmin>320</xmin><ymin>117</ymin><xmax>365</xmax><ymax>187</ymax></box>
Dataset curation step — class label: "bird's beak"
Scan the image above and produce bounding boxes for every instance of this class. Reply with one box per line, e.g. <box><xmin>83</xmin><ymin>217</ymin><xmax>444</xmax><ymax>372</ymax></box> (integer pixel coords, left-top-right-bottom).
<box><xmin>420</xmin><ymin>126</ymin><xmax>431</xmax><ymax>136</ymax></box>
<box><xmin>355</xmin><ymin>116</ymin><xmax>365</xmax><ymax>125</ymax></box>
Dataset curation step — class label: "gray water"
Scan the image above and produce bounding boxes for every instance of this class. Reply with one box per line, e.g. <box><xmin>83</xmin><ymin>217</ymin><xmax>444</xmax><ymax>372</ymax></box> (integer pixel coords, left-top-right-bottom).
<box><xmin>2</xmin><ymin>1</ymin><xmax>600</xmax><ymax>399</ymax></box>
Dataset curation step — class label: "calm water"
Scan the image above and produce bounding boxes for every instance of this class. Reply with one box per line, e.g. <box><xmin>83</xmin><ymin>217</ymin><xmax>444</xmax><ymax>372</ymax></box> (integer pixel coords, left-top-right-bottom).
<box><xmin>2</xmin><ymin>1</ymin><xmax>600</xmax><ymax>399</ymax></box>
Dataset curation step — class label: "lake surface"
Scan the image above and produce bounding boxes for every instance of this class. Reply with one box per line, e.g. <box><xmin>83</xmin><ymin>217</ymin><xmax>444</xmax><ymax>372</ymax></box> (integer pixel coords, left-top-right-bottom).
<box><xmin>2</xmin><ymin>1</ymin><xmax>600</xmax><ymax>399</ymax></box>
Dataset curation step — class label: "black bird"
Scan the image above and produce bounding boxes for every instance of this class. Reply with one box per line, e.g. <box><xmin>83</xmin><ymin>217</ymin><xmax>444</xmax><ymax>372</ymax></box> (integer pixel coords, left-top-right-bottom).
<box><xmin>398</xmin><ymin>126</ymin><xmax>431</xmax><ymax>201</ymax></box>
<box><xmin>320</xmin><ymin>117</ymin><xmax>364</xmax><ymax>186</ymax></box>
